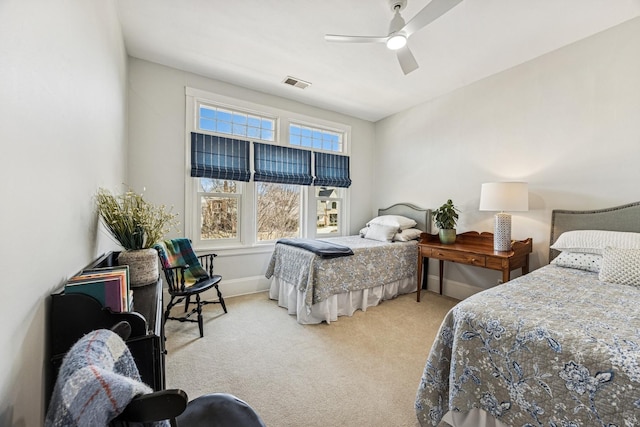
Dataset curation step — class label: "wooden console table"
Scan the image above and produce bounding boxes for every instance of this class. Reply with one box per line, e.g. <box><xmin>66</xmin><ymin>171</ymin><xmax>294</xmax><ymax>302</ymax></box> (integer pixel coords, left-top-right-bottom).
<box><xmin>416</xmin><ymin>231</ymin><xmax>533</xmax><ymax>301</ymax></box>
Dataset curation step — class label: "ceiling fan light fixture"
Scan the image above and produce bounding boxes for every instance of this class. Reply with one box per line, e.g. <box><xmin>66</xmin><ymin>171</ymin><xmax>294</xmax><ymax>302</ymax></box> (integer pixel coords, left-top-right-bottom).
<box><xmin>386</xmin><ymin>34</ymin><xmax>406</xmax><ymax>50</ymax></box>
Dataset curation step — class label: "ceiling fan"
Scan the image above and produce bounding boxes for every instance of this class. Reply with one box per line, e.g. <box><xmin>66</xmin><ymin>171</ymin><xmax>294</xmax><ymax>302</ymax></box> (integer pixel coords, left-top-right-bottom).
<box><xmin>325</xmin><ymin>0</ymin><xmax>463</xmax><ymax>75</ymax></box>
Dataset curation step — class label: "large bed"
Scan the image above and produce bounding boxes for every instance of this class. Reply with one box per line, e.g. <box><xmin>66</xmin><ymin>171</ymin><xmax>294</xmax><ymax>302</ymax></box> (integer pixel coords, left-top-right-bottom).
<box><xmin>415</xmin><ymin>201</ymin><xmax>640</xmax><ymax>427</ymax></box>
<box><xmin>267</xmin><ymin>203</ymin><xmax>430</xmax><ymax>324</ymax></box>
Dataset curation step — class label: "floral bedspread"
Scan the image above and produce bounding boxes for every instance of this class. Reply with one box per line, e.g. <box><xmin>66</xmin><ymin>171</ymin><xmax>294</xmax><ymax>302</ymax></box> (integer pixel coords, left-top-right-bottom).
<box><xmin>415</xmin><ymin>264</ymin><xmax>640</xmax><ymax>427</ymax></box>
<box><xmin>265</xmin><ymin>236</ymin><xmax>417</xmax><ymax>312</ymax></box>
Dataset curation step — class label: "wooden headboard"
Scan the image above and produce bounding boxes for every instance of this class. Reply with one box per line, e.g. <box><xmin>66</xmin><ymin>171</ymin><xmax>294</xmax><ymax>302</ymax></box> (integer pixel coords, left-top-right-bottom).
<box><xmin>378</xmin><ymin>203</ymin><xmax>431</xmax><ymax>234</ymax></box>
<box><xmin>549</xmin><ymin>201</ymin><xmax>640</xmax><ymax>261</ymax></box>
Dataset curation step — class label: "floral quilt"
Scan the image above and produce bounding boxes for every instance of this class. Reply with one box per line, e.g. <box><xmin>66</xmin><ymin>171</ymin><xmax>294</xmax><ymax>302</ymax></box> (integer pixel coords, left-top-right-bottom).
<box><xmin>265</xmin><ymin>236</ymin><xmax>417</xmax><ymax>312</ymax></box>
<box><xmin>416</xmin><ymin>264</ymin><xmax>640</xmax><ymax>427</ymax></box>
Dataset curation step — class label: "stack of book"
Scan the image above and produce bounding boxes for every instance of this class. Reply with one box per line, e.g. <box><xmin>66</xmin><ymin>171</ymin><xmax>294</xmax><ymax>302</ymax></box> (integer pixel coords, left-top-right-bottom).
<box><xmin>65</xmin><ymin>265</ymin><xmax>132</xmax><ymax>312</ymax></box>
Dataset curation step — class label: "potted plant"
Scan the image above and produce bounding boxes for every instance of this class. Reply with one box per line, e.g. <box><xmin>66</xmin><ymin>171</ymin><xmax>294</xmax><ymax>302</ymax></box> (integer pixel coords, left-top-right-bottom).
<box><xmin>433</xmin><ymin>199</ymin><xmax>460</xmax><ymax>244</ymax></box>
<box><xmin>96</xmin><ymin>188</ymin><xmax>179</xmax><ymax>287</ymax></box>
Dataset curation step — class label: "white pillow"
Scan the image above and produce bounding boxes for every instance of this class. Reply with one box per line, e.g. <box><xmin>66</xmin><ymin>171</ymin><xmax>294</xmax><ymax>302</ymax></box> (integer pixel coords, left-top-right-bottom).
<box><xmin>599</xmin><ymin>247</ymin><xmax>640</xmax><ymax>287</ymax></box>
<box><xmin>393</xmin><ymin>228</ymin><xmax>422</xmax><ymax>242</ymax></box>
<box><xmin>367</xmin><ymin>215</ymin><xmax>417</xmax><ymax>231</ymax></box>
<box><xmin>550</xmin><ymin>230</ymin><xmax>640</xmax><ymax>255</ymax></box>
<box><xmin>364</xmin><ymin>223</ymin><xmax>398</xmax><ymax>242</ymax></box>
<box><xmin>550</xmin><ymin>251</ymin><xmax>602</xmax><ymax>273</ymax></box>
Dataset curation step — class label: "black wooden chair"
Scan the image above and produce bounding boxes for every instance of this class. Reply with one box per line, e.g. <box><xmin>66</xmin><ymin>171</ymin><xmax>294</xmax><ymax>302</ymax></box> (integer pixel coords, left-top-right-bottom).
<box><xmin>155</xmin><ymin>238</ymin><xmax>227</xmax><ymax>337</ymax></box>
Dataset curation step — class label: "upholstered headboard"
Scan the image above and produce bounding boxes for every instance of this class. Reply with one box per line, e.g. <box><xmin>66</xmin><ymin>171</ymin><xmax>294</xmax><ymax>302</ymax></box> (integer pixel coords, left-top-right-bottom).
<box><xmin>378</xmin><ymin>203</ymin><xmax>431</xmax><ymax>234</ymax></box>
<box><xmin>549</xmin><ymin>201</ymin><xmax>640</xmax><ymax>261</ymax></box>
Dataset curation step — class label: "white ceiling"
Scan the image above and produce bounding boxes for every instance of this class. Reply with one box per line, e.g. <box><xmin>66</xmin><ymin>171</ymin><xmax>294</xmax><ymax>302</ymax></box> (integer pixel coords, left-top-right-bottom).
<box><xmin>116</xmin><ymin>0</ymin><xmax>640</xmax><ymax>122</ymax></box>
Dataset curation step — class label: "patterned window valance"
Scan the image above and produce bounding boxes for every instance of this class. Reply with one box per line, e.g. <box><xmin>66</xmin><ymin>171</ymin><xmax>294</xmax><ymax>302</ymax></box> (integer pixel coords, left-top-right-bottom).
<box><xmin>253</xmin><ymin>142</ymin><xmax>313</xmax><ymax>185</ymax></box>
<box><xmin>190</xmin><ymin>133</ymin><xmax>251</xmax><ymax>182</ymax></box>
<box><xmin>314</xmin><ymin>152</ymin><xmax>352</xmax><ymax>188</ymax></box>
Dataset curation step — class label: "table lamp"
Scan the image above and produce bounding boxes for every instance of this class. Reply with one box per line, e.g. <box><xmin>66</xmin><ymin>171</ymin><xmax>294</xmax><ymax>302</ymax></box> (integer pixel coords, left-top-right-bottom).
<box><xmin>479</xmin><ymin>182</ymin><xmax>529</xmax><ymax>251</ymax></box>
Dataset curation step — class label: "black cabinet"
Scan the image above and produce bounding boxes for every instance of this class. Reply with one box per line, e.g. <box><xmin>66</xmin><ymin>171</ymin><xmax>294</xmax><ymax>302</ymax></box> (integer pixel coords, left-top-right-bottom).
<box><xmin>47</xmin><ymin>252</ymin><xmax>165</xmax><ymax>407</ymax></box>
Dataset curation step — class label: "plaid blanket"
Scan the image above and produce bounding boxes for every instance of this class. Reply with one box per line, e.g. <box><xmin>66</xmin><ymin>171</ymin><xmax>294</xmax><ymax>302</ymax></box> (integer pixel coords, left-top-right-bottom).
<box><xmin>45</xmin><ymin>329</ymin><xmax>168</xmax><ymax>427</ymax></box>
<box><xmin>155</xmin><ymin>238</ymin><xmax>208</xmax><ymax>287</ymax></box>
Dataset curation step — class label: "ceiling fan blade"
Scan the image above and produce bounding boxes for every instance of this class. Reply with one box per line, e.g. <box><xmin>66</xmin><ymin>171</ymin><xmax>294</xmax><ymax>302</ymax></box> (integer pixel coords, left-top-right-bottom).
<box><xmin>397</xmin><ymin>45</ymin><xmax>419</xmax><ymax>75</ymax></box>
<box><xmin>402</xmin><ymin>0</ymin><xmax>463</xmax><ymax>37</ymax></box>
<box><xmin>324</xmin><ymin>34</ymin><xmax>388</xmax><ymax>44</ymax></box>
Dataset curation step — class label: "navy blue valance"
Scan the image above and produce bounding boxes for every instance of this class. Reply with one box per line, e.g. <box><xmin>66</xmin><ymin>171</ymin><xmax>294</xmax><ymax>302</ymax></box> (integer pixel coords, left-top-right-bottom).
<box><xmin>190</xmin><ymin>133</ymin><xmax>251</xmax><ymax>182</ymax></box>
<box><xmin>253</xmin><ymin>142</ymin><xmax>313</xmax><ymax>185</ymax></box>
<box><xmin>313</xmin><ymin>152</ymin><xmax>352</xmax><ymax>188</ymax></box>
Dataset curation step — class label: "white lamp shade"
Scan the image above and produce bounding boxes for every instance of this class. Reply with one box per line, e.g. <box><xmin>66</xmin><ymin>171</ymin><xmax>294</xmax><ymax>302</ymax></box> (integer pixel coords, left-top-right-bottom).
<box><xmin>479</xmin><ymin>182</ymin><xmax>529</xmax><ymax>212</ymax></box>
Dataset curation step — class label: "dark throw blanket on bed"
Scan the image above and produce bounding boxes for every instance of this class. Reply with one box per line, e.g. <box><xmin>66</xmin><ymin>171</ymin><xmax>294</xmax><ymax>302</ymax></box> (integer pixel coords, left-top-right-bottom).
<box><xmin>276</xmin><ymin>238</ymin><xmax>354</xmax><ymax>258</ymax></box>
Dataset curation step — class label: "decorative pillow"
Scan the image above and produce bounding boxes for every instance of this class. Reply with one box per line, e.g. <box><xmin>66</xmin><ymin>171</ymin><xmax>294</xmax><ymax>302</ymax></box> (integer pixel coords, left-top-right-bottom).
<box><xmin>364</xmin><ymin>223</ymin><xmax>398</xmax><ymax>242</ymax></box>
<box><xmin>393</xmin><ymin>228</ymin><xmax>422</xmax><ymax>242</ymax></box>
<box><xmin>550</xmin><ymin>230</ymin><xmax>640</xmax><ymax>255</ymax></box>
<box><xmin>367</xmin><ymin>215</ymin><xmax>417</xmax><ymax>231</ymax></box>
<box><xmin>599</xmin><ymin>247</ymin><xmax>640</xmax><ymax>287</ymax></box>
<box><xmin>550</xmin><ymin>251</ymin><xmax>602</xmax><ymax>273</ymax></box>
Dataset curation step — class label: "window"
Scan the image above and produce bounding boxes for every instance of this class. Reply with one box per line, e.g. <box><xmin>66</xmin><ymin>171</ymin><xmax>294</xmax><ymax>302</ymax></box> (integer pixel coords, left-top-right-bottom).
<box><xmin>198</xmin><ymin>103</ymin><xmax>275</xmax><ymax>142</ymax></box>
<box><xmin>289</xmin><ymin>123</ymin><xmax>342</xmax><ymax>152</ymax></box>
<box><xmin>186</xmin><ymin>88</ymin><xmax>351</xmax><ymax>249</ymax></box>
<box><xmin>197</xmin><ymin>179</ymin><xmax>242</xmax><ymax>245</ymax></box>
<box><xmin>315</xmin><ymin>186</ymin><xmax>343</xmax><ymax>236</ymax></box>
<box><xmin>256</xmin><ymin>182</ymin><xmax>301</xmax><ymax>241</ymax></box>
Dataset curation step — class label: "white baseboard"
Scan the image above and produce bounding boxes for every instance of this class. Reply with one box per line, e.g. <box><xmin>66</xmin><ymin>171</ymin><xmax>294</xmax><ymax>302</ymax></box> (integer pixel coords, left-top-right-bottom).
<box><xmin>163</xmin><ymin>275</ymin><xmax>271</xmax><ymax>304</ymax></box>
<box><xmin>425</xmin><ymin>275</ymin><xmax>484</xmax><ymax>300</ymax></box>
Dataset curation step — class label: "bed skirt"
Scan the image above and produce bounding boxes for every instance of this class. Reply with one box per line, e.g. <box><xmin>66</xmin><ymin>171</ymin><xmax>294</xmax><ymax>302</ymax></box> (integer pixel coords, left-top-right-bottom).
<box><xmin>268</xmin><ymin>276</ymin><xmax>416</xmax><ymax>324</ymax></box>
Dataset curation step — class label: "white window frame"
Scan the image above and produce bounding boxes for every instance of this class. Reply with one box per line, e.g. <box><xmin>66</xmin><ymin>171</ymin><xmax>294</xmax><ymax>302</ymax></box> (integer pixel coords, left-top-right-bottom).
<box><xmin>185</xmin><ymin>87</ymin><xmax>350</xmax><ymax>251</ymax></box>
<box><xmin>193</xmin><ymin>180</ymin><xmax>245</xmax><ymax>248</ymax></box>
<box><xmin>312</xmin><ymin>186</ymin><xmax>345</xmax><ymax>239</ymax></box>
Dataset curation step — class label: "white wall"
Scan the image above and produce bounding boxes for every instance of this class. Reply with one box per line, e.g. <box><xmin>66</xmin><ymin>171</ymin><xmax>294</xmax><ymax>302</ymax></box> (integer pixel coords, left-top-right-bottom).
<box><xmin>126</xmin><ymin>58</ymin><xmax>376</xmax><ymax>297</ymax></box>
<box><xmin>375</xmin><ymin>17</ymin><xmax>640</xmax><ymax>299</ymax></box>
<box><xmin>0</xmin><ymin>1</ymin><xmax>128</xmax><ymax>424</ymax></box>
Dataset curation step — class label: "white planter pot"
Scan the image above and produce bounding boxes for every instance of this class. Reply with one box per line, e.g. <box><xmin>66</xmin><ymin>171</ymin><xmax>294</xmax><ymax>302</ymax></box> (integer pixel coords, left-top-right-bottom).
<box><xmin>118</xmin><ymin>248</ymin><xmax>159</xmax><ymax>287</ymax></box>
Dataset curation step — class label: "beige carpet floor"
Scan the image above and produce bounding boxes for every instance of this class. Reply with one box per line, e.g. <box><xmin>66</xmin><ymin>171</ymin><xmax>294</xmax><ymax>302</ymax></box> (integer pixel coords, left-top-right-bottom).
<box><xmin>164</xmin><ymin>290</ymin><xmax>459</xmax><ymax>427</ymax></box>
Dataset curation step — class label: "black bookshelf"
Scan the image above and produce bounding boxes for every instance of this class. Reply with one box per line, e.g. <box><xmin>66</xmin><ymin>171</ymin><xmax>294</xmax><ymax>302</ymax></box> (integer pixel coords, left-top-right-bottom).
<box><xmin>47</xmin><ymin>252</ymin><xmax>165</xmax><ymax>409</ymax></box>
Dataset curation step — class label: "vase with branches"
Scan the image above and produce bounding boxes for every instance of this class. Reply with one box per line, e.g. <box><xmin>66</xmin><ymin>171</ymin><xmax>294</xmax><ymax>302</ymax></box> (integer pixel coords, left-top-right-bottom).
<box><xmin>96</xmin><ymin>188</ymin><xmax>179</xmax><ymax>286</ymax></box>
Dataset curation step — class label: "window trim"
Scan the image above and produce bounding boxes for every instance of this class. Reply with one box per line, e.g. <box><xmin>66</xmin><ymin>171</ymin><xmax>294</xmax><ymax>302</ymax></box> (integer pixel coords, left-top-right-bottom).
<box><xmin>185</xmin><ymin>87</ymin><xmax>351</xmax><ymax>251</ymax></box>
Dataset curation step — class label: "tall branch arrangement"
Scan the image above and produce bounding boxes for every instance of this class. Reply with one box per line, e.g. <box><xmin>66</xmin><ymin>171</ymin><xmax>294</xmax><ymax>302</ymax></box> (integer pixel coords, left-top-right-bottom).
<box><xmin>96</xmin><ymin>188</ymin><xmax>179</xmax><ymax>250</ymax></box>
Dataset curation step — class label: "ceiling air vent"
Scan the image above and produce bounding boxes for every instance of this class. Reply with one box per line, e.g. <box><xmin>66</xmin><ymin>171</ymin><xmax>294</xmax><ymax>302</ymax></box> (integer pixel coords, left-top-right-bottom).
<box><xmin>282</xmin><ymin>76</ymin><xmax>311</xmax><ymax>90</ymax></box>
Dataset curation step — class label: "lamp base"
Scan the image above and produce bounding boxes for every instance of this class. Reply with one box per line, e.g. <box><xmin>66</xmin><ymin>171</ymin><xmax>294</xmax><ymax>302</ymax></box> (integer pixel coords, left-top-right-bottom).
<box><xmin>494</xmin><ymin>213</ymin><xmax>512</xmax><ymax>251</ymax></box>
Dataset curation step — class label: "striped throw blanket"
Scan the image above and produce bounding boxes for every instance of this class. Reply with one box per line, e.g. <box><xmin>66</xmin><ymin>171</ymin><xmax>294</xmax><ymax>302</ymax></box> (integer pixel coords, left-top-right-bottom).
<box><xmin>45</xmin><ymin>329</ymin><xmax>168</xmax><ymax>427</ymax></box>
<box><xmin>155</xmin><ymin>238</ymin><xmax>209</xmax><ymax>287</ymax></box>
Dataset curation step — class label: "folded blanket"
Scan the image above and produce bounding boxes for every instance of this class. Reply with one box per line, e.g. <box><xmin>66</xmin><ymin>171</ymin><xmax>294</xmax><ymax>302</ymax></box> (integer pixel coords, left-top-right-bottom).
<box><xmin>45</xmin><ymin>329</ymin><xmax>168</xmax><ymax>427</ymax></box>
<box><xmin>155</xmin><ymin>238</ymin><xmax>209</xmax><ymax>287</ymax></box>
<box><xmin>276</xmin><ymin>238</ymin><xmax>354</xmax><ymax>259</ymax></box>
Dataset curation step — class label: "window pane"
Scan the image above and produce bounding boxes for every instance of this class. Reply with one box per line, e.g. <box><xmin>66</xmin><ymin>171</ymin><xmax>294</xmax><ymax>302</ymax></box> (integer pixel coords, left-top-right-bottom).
<box><xmin>289</xmin><ymin>123</ymin><xmax>344</xmax><ymax>153</ymax></box>
<box><xmin>198</xmin><ymin>104</ymin><xmax>275</xmax><ymax>141</ymax></box>
<box><xmin>248</xmin><ymin>116</ymin><xmax>261</xmax><ymax>127</ymax></box>
<box><xmin>316</xmin><ymin>199</ymin><xmax>340</xmax><ymax>235</ymax></box>
<box><xmin>199</xmin><ymin>118</ymin><xmax>215</xmax><ymax>131</ymax></box>
<box><xmin>201</xmin><ymin>196</ymin><xmax>238</xmax><ymax>240</ymax></box>
<box><xmin>232</xmin><ymin>113</ymin><xmax>247</xmax><ymax>124</ymax></box>
<box><xmin>218</xmin><ymin>122</ymin><xmax>232</xmax><ymax>134</ymax></box>
<box><xmin>247</xmin><ymin>127</ymin><xmax>260</xmax><ymax>138</ymax></box>
<box><xmin>232</xmin><ymin>123</ymin><xmax>247</xmax><ymax>135</ymax></box>
<box><xmin>256</xmin><ymin>182</ymin><xmax>300</xmax><ymax>241</ymax></box>
<box><xmin>200</xmin><ymin>107</ymin><xmax>215</xmax><ymax>119</ymax></box>
<box><xmin>199</xmin><ymin>178</ymin><xmax>237</xmax><ymax>194</ymax></box>
<box><xmin>217</xmin><ymin>109</ymin><xmax>232</xmax><ymax>122</ymax></box>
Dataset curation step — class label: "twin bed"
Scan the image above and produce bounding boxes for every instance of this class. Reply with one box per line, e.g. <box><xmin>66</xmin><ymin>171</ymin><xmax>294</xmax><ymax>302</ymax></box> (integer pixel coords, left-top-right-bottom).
<box><xmin>266</xmin><ymin>203</ymin><xmax>430</xmax><ymax>324</ymax></box>
<box><xmin>416</xmin><ymin>201</ymin><xmax>640</xmax><ymax>427</ymax></box>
